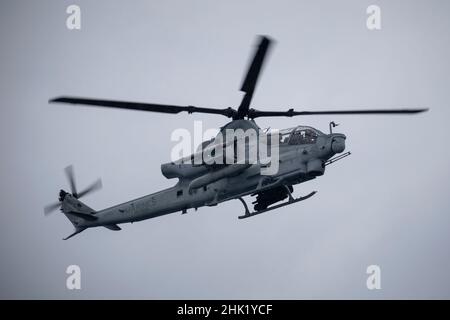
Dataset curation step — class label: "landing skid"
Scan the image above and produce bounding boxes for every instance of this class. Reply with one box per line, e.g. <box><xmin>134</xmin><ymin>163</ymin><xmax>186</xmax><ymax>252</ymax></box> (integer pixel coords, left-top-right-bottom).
<box><xmin>238</xmin><ymin>188</ymin><xmax>317</xmax><ymax>220</ymax></box>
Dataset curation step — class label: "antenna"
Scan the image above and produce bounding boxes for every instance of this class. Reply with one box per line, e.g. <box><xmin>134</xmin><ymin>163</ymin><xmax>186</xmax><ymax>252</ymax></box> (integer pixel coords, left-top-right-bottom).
<box><xmin>329</xmin><ymin>121</ymin><xmax>339</xmax><ymax>134</ymax></box>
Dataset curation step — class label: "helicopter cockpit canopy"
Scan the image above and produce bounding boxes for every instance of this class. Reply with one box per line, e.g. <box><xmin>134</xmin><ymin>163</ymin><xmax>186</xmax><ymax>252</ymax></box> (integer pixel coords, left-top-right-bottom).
<box><xmin>268</xmin><ymin>126</ymin><xmax>324</xmax><ymax>145</ymax></box>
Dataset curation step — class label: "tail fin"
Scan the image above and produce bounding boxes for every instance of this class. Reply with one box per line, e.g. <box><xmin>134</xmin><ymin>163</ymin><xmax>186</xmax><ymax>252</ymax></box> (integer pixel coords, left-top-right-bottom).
<box><xmin>63</xmin><ymin>227</ymin><xmax>87</xmax><ymax>240</ymax></box>
<box><xmin>61</xmin><ymin>194</ymin><xmax>97</xmax><ymax>240</ymax></box>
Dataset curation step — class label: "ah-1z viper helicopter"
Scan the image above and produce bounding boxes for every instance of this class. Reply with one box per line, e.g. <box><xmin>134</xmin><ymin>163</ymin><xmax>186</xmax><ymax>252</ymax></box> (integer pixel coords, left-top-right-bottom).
<box><xmin>45</xmin><ymin>36</ymin><xmax>427</xmax><ymax>240</ymax></box>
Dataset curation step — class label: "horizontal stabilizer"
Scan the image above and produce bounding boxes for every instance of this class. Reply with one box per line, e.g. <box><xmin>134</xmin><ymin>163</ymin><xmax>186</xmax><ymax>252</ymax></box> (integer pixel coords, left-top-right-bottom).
<box><xmin>104</xmin><ymin>224</ymin><xmax>121</xmax><ymax>231</ymax></box>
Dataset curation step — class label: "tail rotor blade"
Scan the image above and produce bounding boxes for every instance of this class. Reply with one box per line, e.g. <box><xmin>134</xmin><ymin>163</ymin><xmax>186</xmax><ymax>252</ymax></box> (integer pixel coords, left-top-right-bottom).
<box><xmin>44</xmin><ymin>202</ymin><xmax>61</xmax><ymax>216</ymax></box>
<box><xmin>64</xmin><ymin>165</ymin><xmax>78</xmax><ymax>197</ymax></box>
<box><xmin>77</xmin><ymin>178</ymin><xmax>103</xmax><ymax>199</ymax></box>
<box><xmin>45</xmin><ymin>166</ymin><xmax>102</xmax><ymax>218</ymax></box>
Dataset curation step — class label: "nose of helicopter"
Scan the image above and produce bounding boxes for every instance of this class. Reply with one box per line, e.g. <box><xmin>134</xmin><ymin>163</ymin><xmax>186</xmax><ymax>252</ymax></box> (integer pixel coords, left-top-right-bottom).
<box><xmin>331</xmin><ymin>134</ymin><xmax>346</xmax><ymax>153</ymax></box>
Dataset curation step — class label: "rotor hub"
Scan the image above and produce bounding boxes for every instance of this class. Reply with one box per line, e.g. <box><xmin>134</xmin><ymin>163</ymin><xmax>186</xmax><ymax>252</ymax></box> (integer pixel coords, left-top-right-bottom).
<box><xmin>59</xmin><ymin>190</ymin><xmax>69</xmax><ymax>202</ymax></box>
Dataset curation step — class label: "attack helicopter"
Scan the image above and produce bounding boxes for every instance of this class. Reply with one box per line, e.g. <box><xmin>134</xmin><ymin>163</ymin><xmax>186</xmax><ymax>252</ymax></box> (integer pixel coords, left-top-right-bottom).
<box><xmin>46</xmin><ymin>36</ymin><xmax>427</xmax><ymax>240</ymax></box>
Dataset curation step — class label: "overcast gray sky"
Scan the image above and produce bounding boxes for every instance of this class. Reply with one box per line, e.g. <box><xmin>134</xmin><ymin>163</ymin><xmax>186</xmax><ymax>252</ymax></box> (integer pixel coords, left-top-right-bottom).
<box><xmin>0</xmin><ymin>0</ymin><xmax>449</xmax><ymax>299</ymax></box>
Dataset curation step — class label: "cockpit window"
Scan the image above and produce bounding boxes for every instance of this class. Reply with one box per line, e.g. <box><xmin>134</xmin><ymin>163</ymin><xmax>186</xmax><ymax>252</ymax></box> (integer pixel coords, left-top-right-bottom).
<box><xmin>289</xmin><ymin>128</ymin><xmax>318</xmax><ymax>145</ymax></box>
<box><xmin>271</xmin><ymin>127</ymin><xmax>294</xmax><ymax>145</ymax></box>
<box><xmin>280</xmin><ymin>133</ymin><xmax>291</xmax><ymax>144</ymax></box>
<box><xmin>267</xmin><ymin>126</ymin><xmax>322</xmax><ymax>145</ymax></box>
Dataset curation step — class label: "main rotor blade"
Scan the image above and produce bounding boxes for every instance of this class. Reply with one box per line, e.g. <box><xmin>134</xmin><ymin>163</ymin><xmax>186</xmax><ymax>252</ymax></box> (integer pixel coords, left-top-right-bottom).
<box><xmin>237</xmin><ymin>36</ymin><xmax>272</xmax><ymax>119</ymax></box>
<box><xmin>248</xmin><ymin>108</ymin><xmax>429</xmax><ymax>118</ymax></box>
<box><xmin>50</xmin><ymin>97</ymin><xmax>237</xmax><ymax>118</ymax></box>
<box><xmin>44</xmin><ymin>202</ymin><xmax>61</xmax><ymax>216</ymax></box>
<box><xmin>64</xmin><ymin>165</ymin><xmax>77</xmax><ymax>197</ymax></box>
<box><xmin>77</xmin><ymin>179</ymin><xmax>103</xmax><ymax>199</ymax></box>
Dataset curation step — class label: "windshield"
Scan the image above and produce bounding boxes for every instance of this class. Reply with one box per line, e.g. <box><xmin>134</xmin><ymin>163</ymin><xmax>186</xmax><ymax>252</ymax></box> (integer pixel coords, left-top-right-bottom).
<box><xmin>289</xmin><ymin>128</ymin><xmax>318</xmax><ymax>145</ymax></box>
<box><xmin>267</xmin><ymin>126</ymin><xmax>323</xmax><ymax>145</ymax></box>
